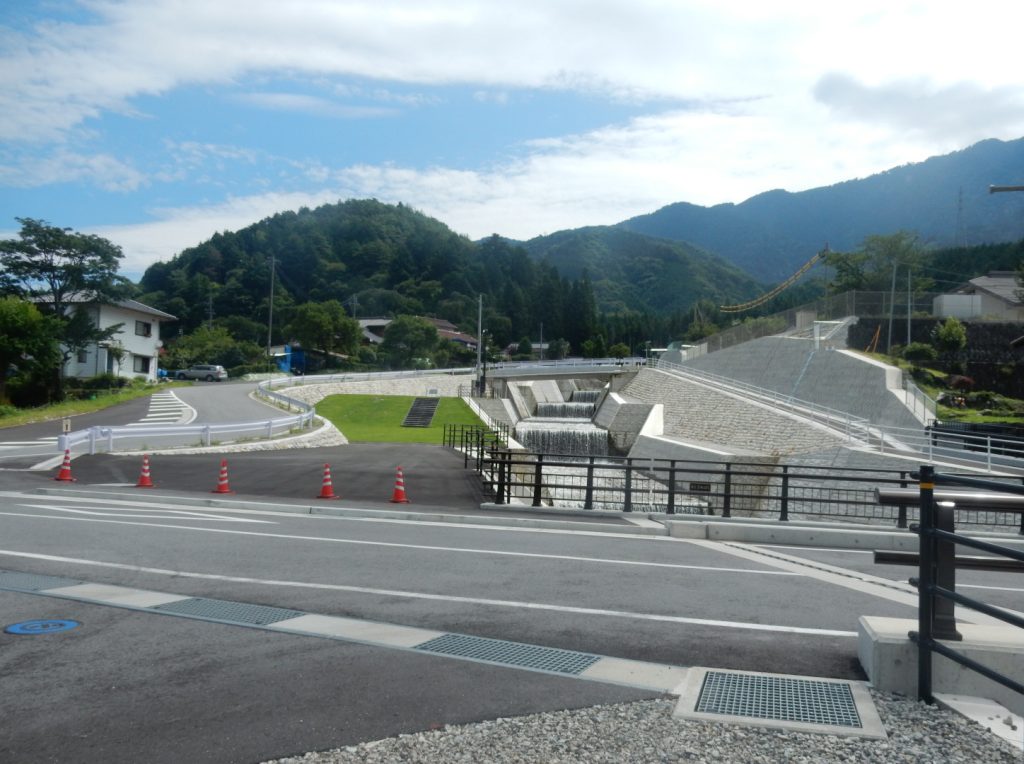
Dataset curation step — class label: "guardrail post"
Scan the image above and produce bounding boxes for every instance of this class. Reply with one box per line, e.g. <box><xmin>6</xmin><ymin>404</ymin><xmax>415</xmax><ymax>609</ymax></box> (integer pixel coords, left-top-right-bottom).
<box><xmin>623</xmin><ymin>458</ymin><xmax>632</xmax><ymax>513</ymax></box>
<box><xmin>532</xmin><ymin>454</ymin><xmax>544</xmax><ymax>507</ymax></box>
<box><xmin>266</xmin><ymin>420</ymin><xmax>273</xmax><ymax>438</ymax></box>
<box><xmin>203</xmin><ymin>425</ymin><xmax>211</xmax><ymax>447</ymax></box>
<box><xmin>779</xmin><ymin>465</ymin><xmax>789</xmax><ymax>521</ymax></box>
<box><xmin>667</xmin><ymin>460</ymin><xmax>676</xmax><ymax>515</ymax></box>
<box><xmin>913</xmin><ymin>463</ymin><xmax>935</xmax><ymax>704</ymax></box>
<box><xmin>722</xmin><ymin>463</ymin><xmax>732</xmax><ymax>518</ymax></box>
<box><xmin>987</xmin><ymin>436</ymin><xmax>992</xmax><ymax>472</ymax></box>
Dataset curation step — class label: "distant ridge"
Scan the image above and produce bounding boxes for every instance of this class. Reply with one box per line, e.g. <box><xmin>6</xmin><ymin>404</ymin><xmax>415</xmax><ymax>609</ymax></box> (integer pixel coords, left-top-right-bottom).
<box><xmin>617</xmin><ymin>137</ymin><xmax>1024</xmax><ymax>281</ymax></box>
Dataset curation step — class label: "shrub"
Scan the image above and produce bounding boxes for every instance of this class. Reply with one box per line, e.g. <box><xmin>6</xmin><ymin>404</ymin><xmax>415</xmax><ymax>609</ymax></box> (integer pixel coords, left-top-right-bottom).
<box><xmin>903</xmin><ymin>342</ymin><xmax>938</xmax><ymax>362</ymax></box>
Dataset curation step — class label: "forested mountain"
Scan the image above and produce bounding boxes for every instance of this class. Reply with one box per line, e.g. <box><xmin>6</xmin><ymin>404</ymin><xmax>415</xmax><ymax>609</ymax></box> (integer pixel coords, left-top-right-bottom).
<box><xmin>522</xmin><ymin>226</ymin><xmax>763</xmax><ymax>313</ymax></box>
<box><xmin>619</xmin><ymin>137</ymin><xmax>1024</xmax><ymax>282</ymax></box>
<box><xmin>138</xmin><ymin>200</ymin><xmax>770</xmax><ymax>355</ymax></box>
<box><xmin>138</xmin><ymin>200</ymin><xmax>607</xmax><ymax>352</ymax></box>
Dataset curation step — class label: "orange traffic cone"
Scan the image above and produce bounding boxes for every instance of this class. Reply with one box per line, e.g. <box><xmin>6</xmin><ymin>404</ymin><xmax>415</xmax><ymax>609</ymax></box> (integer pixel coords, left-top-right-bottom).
<box><xmin>211</xmin><ymin>458</ymin><xmax>234</xmax><ymax>494</ymax></box>
<box><xmin>54</xmin><ymin>449</ymin><xmax>75</xmax><ymax>482</ymax></box>
<box><xmin>136</xmin><ymin>454</ymin><xmax>155</xmax><ymax>488</ymax></box>
<box><xmin>389</xmin><ymin>466</ymin><xmax>410</xmax><ymax>503</ymax></box>
<box><xmin>317</xmin><ymin>463</ymin><xmax>339</xmax><ymax>499</ymax></box>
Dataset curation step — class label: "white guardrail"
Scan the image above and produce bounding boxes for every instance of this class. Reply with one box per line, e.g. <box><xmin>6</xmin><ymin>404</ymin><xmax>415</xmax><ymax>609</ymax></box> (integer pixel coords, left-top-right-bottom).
<box><xmin>58</xmin><ymin>368</ymin><xmax>474</xmax><ymax>454</ymax></box>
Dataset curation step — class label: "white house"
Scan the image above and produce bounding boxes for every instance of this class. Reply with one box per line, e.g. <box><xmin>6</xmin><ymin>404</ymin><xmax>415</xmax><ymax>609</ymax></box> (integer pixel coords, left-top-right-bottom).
<box><xmin>933</xmin><ymin>271</ymin><xmax>1024</xmax><ymax>320</ymax></box>
<box><xmin>39</xmin><ymin>294</ymin><xmax>177</xmax><ymax>383</ymax></box>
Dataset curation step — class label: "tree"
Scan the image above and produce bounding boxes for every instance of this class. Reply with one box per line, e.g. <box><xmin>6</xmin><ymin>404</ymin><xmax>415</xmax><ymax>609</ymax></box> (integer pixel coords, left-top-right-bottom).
<box><xmin>516</xmin><ymin>337</ymin><xmax>533</xmax><ymax>358</ymax></box>
<box><xmin>932</xmin><ymin>316</ymin><xmax>967</xmax><ymax>372</ymax></box>
<box><xmin>608</xmin><ymin>342</ymin><xmax>630</xmax><ymax>358</ymax></box>
<box><xmin>380</xmin><ymin>315</ymin><xmax>439</xmax><ymax>369</ymax></box>
<box><xmin>0</xmin><ymin>218</ymin><xmax>131</xmax><ymax>398</ymax></box>
<box><xmin>164</xmin><ymin>325</ymin><xmax>261</xmax><ymax>370</ymax></box>
<box><xmin>0</xmin><ymin>218</ymin><xmax>130</xmax><ymax>316</ymax></box>
<box><xmin>0</xmin><ymin>297</ymin><xmax>60</xmax><ymax>403</ymax></box>
<box><xmin>288</xmin><ymin>300</ymin><xmax>361</xmax><ymax>356</ymax></box>
<box><xmin>547</xmin><ymin>338</ymin><xmax>570</xmax><ymax>360</ymax></box>
<box><xmin>821</xmin><ymin>231</ymin><xmax>933</xmax><ymax>294</ymax></box>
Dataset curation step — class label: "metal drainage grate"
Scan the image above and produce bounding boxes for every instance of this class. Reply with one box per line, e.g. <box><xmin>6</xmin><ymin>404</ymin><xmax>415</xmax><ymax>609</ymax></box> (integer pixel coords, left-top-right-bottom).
<box><xmin>414</xmin><ymin>633</ymin><xmax>600</xmax><ymax>675</ymax></box>
<box><xmin>151</xmin><ymin>597</ymin><xmax>304</xmax><ymax>626</ymax></box>
<box><xmin>0</xmin><ymin>571</ymin><xmax>83</xmax><ymax>592</ymax></box>
<box><xmin>696</xmin><ymin>671</ymin><xmax>862</xmax><ymax>728</ymax></box>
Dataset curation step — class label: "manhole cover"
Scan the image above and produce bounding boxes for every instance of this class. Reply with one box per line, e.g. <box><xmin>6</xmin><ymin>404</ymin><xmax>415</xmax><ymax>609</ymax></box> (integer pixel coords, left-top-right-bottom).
<box><xmin>5</xmin><ymin>619</ymin><xmax>81</xmax><ymax>635</ymax></box>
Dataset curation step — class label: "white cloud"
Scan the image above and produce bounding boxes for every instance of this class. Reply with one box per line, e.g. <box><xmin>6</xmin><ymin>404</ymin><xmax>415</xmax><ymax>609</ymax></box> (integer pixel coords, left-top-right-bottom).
<box><xmin>0</xmin><ymin>149</ymin><xmax>146</xmax><ymax>190</ymax></box>
<box><xmin>231</xmin><ymin>92</ymin><xmax>398</xmax><ymax>119</ymax></box>
<box><xmin>4</xmin><ymin>1</ymin><xmax>1022</xmax><ymax>142</ymax></box>
<box><xmin>94</xmin><ymin>95</ymin><xmax>944</xmax><ymax>274</ymax></box>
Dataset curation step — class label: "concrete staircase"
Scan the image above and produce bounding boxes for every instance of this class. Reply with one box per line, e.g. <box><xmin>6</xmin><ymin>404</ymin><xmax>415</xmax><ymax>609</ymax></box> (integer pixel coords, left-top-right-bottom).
<box><xmin>402</xmin><ymin>397</ymin><xmax>440</xmax><ymax>427</ymax></box>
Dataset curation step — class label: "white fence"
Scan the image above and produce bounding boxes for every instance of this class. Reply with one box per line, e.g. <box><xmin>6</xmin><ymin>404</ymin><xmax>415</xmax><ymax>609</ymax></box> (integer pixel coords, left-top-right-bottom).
<box><xmin>57</xmin><ymin>368</ymin><xmax>479</xmax><ymax>454</ymax></box>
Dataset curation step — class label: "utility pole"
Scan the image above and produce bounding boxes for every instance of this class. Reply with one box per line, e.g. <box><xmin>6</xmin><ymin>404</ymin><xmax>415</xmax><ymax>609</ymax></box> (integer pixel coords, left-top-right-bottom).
<box><xmin>476</xmin><ymin>294</ymin><xmax>483</xmax><ymax>395</ymax></box>
<box><xmin>266</xmin><ymin>254</ymin><xmax>275</xmax><ymax>368</ymax></box>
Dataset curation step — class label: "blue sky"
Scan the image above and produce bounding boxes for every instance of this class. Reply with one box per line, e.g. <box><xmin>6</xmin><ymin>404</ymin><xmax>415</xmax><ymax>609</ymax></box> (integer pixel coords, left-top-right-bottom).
<box><xmin>2</xmin><ymin>1</ymin><xmax>1023</xmax><ymax>280</ymax></box>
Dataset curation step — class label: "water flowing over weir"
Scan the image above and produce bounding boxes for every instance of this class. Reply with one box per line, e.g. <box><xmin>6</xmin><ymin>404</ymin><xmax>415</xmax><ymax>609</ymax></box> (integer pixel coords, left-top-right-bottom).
<box><xmin>535</xmin><ymin>401</ymin><xmax>595</xmax><ymax>418</ymax></box>
<box><xmin>571</xmin><ymin>389</ymin><xmax>601</xmax><ymax>403</ymax></box>
<box><xmin>514</xmin><ymin>418</ymin><xmax>609</xmax><ymax>456</ymax></box>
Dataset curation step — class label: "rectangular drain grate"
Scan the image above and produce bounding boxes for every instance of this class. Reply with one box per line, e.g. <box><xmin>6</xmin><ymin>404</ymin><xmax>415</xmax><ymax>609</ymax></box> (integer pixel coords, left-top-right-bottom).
<box><xmin>696</xmin><ymin>671</ymin><xmax>862</xmax><ymax>728</ymax></box>
<box><xmin>0</xmin><ymin>571</ymin><xmax>83</xmax><ymax>592</ymax></box>
<box><xmin>151</xmin><ymin>597</ymin><xmax>304</xmax><ymax>626</ymax></box>
<box><xmin>414</xmin><ymin>633</ymin><xmax>600</xmax><ymax>675</ymax></box>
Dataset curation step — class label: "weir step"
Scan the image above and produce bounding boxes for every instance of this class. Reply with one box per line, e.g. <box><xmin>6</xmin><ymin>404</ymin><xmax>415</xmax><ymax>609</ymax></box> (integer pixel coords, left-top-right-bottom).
<box><xmin>402</xmin><ymin>397</ymin><xmax>440</xmax><ymax>427</ymax></box>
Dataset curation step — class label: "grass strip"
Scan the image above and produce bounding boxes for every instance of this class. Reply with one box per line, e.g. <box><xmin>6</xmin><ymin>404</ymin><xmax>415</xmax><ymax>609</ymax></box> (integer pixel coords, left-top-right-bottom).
<box><xmin>317</xmin><ymin>394</ymin><xmax>484</xmax><ymax>443</ymax></box>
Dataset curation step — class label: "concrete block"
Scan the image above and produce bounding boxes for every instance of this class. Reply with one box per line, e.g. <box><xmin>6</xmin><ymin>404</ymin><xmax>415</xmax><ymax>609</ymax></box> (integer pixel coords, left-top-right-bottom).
<box><xmin>858</xmin><ymin>616</ymin><xmax>1024</xmax><ymax>716</ymax></box>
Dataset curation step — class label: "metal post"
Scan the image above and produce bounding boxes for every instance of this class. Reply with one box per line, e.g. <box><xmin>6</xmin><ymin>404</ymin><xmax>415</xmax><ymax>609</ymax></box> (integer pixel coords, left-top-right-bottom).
<box><xmin>898</xmin><ymin>471</ymin><xmax>908</xmax><ymax>529</ymax></box>
<box><xmin>495</xmin><ymin>449</ymin><xmax>506</xmax><ymax>505</ymax></box>
<box><xmin>915</xmin><ymin>464</ymin><xmax>936</xmax><ymax>704</ymax></box>
<box><xmin>667</xmin><ymin>460</ymin><xmax>676</xmax><ymax>515</ymax></box>
<box><xmin>584</xmin><ymin>457</ymin><xmax>595</xmax><ymax>509</ymax></box>
<box><xmin>532</xmin><ymin>454</ymin><xmax>544</xmax><ymax>507</ymax></box>
<box><xmin>779</xmin><ymin>465</ymin><xmax>789</xmax><ymax>521</ymax></box>
<box><xmin>722</xmin><ymin>463</ymin><xmax>732</xmax><ymax>518</ymax></box>
<box><xmin>933</xmin><ymin>501</ymin><xmax>962</xmax><ymax>641</ymax></box>
<box><xmin>623</xmin><ymin>458</ymin><xmax>633</xmax><ymax>513</ymax></box>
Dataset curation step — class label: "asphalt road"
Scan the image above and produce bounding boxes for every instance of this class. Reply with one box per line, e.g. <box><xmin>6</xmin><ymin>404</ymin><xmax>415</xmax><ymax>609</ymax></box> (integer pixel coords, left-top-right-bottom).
<box><xmin>1</xmin><ymin>386</ymin><xmax>1022</xmax><ymax>763</ymax></box>
<box><xmin>0</xmin><ymin>485</ymin><xmax>901</xmax><ymax>763</ymax></box>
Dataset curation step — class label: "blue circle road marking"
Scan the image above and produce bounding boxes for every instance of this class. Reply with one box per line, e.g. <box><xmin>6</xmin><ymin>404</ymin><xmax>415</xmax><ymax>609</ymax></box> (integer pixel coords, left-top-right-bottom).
<box><xmin>4</xmin><ymin>619</ymin><xmax>81</xmax><ymax>635</ymax></box>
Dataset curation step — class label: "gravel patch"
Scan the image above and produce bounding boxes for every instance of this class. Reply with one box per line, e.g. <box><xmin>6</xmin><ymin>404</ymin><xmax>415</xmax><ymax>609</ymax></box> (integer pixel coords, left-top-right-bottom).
<box><xmin>264</xmin><ymin>691</ymin><xmax>1020</xmax><ymax>763</ymax></box>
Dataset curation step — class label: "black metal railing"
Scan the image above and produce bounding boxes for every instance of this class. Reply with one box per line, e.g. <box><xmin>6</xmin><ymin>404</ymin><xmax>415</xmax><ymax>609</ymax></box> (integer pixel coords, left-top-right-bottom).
<box><xmin>452</xmin><ymin>449</ymin><xmax>1023</xmax><ymax>528</ymax></box>
<box><xmin>907</xmin><ymin>464</ymin><xmax>1024</xmax><ymax>704</ymax></box>
<box><xmin>442</xmin><ymin>424</ymin><xmax>509</xmax><ymax>470</ymax></box>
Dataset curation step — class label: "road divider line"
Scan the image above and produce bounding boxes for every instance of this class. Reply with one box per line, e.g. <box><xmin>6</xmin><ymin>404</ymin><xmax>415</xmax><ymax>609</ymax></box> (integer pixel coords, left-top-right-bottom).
<box><xmin>0</xmin><ymin>549</ymin><xmax>856</xmax><ymax>637</ymax></box>
<box><xmin>0</xmin><ymin>509</ymin><xmax>801</xmax><ymax>576</ymax></box>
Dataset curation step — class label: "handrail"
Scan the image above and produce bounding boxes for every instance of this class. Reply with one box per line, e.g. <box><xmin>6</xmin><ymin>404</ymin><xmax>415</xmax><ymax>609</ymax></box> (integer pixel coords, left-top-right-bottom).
<box><xmin>58</xmin><ymin>367</ymin><xmax>474</xmax><ymax>454</ymax></box>
<box><xmin>908</xmin><ymin>464</ymin><xmax>1024</xmax><ymax>705</ymax></box>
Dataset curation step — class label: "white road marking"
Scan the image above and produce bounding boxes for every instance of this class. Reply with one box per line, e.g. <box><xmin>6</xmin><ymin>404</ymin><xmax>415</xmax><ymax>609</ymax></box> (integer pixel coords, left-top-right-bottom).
<box><xmin>0</xmin><ymin>549</ymin><xmax>856</xmax><ymax>637</ymax></box>
<box><xmin>20</xmin><ymin>504</ymin><xmax>273</xmax><ymax>523</ymax></box>
<box><xmin>697</xmin><ymin>540</ymin><xmax>1024</xmax><ymax>627</ymax></box>
<box><xmin>0</xmin><ymin>508</ymin><xmax>798</xmax><ymax>575</ymax></box>
<box><xmin>959</xmin><ymin>583</ymin><xmax>1024</xmax><ymax>593</ymax></box>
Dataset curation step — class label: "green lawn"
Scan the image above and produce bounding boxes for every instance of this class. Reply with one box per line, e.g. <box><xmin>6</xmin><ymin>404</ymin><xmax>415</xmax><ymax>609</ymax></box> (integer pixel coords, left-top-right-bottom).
<box><xmin>317</xmin><ymin>394</ymin><xmax>485</xmax><ymax>443</ymax></box>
